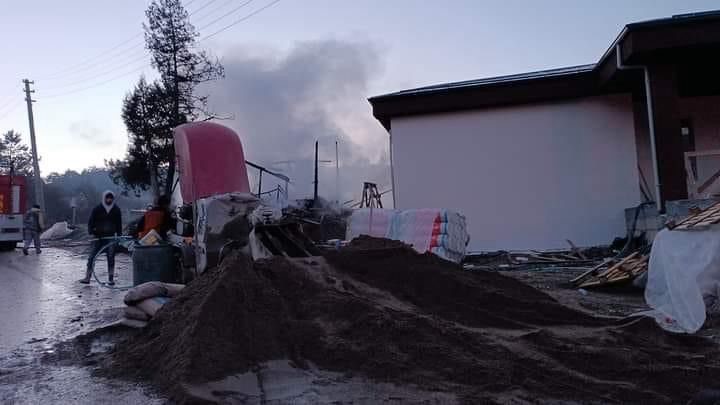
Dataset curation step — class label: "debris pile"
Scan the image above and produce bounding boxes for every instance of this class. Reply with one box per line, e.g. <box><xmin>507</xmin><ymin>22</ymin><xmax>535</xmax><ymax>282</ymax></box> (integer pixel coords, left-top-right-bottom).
<box><xmin>669</xmin><ymin>201</ymin><xmax>720</xmax><ymax>229</ymax></box>
<box><xmin>571</xmin><ymin>251</ymin><xmax>650</xmax><ymax>288</ymax></box>
<box><xmin>463</xmin><ymin>246</ymin><xmax>602</xmax><ymax>271</ymax></box>
<box><xmin>108</xmin><ymin>238</ymin><xmax>720</xmax><ymax>403</ymax></box>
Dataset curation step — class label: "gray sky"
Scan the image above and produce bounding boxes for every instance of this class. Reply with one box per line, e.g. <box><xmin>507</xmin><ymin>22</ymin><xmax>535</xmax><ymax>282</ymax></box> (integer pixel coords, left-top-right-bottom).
<box><xmin>0</xmin><ymin>0</ymin><xmax>718</xmax><ymax>197</ymax></box>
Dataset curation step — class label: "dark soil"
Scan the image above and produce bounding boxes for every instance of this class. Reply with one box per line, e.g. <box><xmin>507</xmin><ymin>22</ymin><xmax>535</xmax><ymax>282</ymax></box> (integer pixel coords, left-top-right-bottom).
<box><xmin>108</xmin><ymin>239</ymin><xmax>720</xmax><ymax>404</ymax></box>
<box><xmin>346</xmin><ymin>234</ymin><xmax>410</xmax><ymax>249</ymax></box>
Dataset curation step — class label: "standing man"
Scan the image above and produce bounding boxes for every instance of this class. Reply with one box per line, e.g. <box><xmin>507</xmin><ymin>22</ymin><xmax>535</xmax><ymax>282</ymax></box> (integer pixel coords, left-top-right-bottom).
<box><xmin>80</xmin><ymin>191</ymin><xmax>122</xmax><ymax>285</ymax></box>
<box><xmin>22</xmin><ymin>204</ymin><xmax>43</xmax><ymax>255</ymax></box>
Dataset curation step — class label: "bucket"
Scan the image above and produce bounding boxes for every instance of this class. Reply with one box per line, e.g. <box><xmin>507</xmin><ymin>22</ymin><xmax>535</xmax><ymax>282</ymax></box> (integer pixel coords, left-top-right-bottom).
<box><xmin>132</xmin><ymin>244</ymin><xmax>177</xmax><ymax>286</ymax></box>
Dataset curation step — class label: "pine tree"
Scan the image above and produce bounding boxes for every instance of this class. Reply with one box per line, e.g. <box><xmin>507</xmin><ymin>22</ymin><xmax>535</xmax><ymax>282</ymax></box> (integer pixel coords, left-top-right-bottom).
<box><xmin>111</xmin><ymin>0</ymin><xmax>223</xmax><ymax>195</ymax></box>
<box><xmin>108</xmin><ymin>77</ymin><xmax>173</xmax><ymax>196</ymax></box>
<box><xmin>0</xmin><ymin>130</ymin><xmax>34</xmax><ymax>176</ymax></box>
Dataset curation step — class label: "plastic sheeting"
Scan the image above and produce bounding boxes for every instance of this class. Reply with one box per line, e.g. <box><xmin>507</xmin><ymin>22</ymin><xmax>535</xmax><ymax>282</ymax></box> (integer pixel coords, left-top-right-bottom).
<box><xmin>346</xmin><ymin>208</ymin><xmax>469</xmax><ymax>263</ymax></box>
<box><xmin>346</xmin><ymin>209</ymin><xmax>397</xmax><ymax>240</ymax></box>
<box><xmin>195</xmin><ymin>192</ymin><xmax>259</xmax><ymax>273</ymax></box>
<box><xmin>644</xmin><ymin>225</ymin><xmax>720</xmax><ymax>333</ymax></box>
<box><xmin>40</xmin><ymin>221</ymin><xmax>74</xmax><ymax>240</ymax></box>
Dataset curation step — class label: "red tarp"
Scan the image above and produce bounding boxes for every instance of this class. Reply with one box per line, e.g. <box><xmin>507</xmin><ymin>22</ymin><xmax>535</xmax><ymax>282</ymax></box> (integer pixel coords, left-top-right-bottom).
<box><xmin>173</xmin><ymin>122</ymin><xmax>251</xmax><ymax>202</ymax></box>
<box><xmin>0</xmin><ymin>175</ymin><xmax>26</xmax><ymax>214</ymax></box>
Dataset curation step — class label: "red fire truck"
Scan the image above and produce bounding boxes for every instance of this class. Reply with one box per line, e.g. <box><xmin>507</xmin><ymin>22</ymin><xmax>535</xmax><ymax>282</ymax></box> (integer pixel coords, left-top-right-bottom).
<box><xmin>0</xmin><ymin>175</ymin><xmax>27</xmax><ymax>251</ymax></box>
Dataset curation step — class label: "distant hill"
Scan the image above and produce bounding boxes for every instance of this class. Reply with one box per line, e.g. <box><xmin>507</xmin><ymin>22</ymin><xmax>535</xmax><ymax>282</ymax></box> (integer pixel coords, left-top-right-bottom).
<box><xmin>43</xmin><ymin>168</ymin><xmax>152</xmax><ymax>225</ymax></box>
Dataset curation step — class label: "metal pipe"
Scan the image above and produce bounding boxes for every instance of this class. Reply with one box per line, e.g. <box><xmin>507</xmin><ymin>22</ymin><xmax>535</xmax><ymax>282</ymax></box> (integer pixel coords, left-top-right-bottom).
<box><xmin>389</xmin><ymin>131</ymin><xmax>397</xmax><ymax>208</ymax></box>
<box><xmin>615</xmin><ymin>44</ymin><xmax>663</xmax><ymax>211</ymax></box>
<box><xmin>257</xmin><ymin>170</ymin><xmax>263</xmax><ymax>197</ymax></box>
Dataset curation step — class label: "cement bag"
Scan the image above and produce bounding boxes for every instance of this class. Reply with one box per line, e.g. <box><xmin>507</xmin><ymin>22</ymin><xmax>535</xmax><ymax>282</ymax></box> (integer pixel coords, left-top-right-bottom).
<box><xmin>643</xmin><ymin>226</ymin><xmax>720</xmax><ymax>333</ymax></box>
<box><xmin>124</xmin><ymin>306</ymin><xmax>150</xmax><ymax>321</ymax></box>
<box><xmin>136</xmin><ymin>296</ymin><xmax>171</xmax><ymax>318</ymax></box>
<box><xmin>164</xmin><ymin>283</ymin><xmax>185</xmax><ymax>297</ymax></box>
<box><xmin>120</xmin><ymin>318</ymin><xmax>148</xmax><ymax>329</ymax></box>
<box><xmin>124</xmin><ymin>281</ymin><xmax>168</xmax><ymax>305</ymax></box>
<box><xmin>40</xmin><ymin>221</ymin><xmax>73</xmax><ymax>240</ymax></box>
<box><xmin>346</xmin><ymin>208</ymin><xmax>396</xmax><ymax>240</ymax></box>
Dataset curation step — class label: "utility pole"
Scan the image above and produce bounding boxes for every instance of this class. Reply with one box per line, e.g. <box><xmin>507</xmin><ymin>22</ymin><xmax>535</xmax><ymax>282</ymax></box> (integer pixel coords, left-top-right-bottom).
<box><xmin>313</xmin><ymin>140</ymin><xmax>319</xmax><ymax>205</ymax></box>
<box><xmin>335</xmin><ymin>140</ymin><xmax>340</xmax><ymax>206</ymax></box>
<box><xmin>23</xmin><ymin>79</ymin><xmax>44</xmax><ymax>210</ymax></box>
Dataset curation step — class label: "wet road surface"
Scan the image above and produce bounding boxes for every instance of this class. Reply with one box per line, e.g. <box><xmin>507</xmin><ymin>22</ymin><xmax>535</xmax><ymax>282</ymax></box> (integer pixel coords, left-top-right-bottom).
<box><xmin>0</xmin><ymin>247</ymin><xmax>165</xmax><ymax>404</ymax></box>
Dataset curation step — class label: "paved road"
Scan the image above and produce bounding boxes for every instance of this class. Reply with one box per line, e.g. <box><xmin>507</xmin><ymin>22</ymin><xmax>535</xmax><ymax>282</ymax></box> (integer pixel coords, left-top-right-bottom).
<box><xmin>0</xmin><ymin>247</ymin><xmax>128</xmax><ymax>353</ymax></box>
<box><xmin>0</xmin><ymin>247</ymin><xmax>164</xmax><ymax>404</ymax></box>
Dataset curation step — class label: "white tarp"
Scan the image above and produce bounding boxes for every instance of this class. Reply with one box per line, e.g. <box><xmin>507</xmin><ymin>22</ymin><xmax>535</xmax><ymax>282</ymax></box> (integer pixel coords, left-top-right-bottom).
<box><xmin>644</xmin><ymin>225</ymin><xmax>720</xmax><ymax>333</ymax></box>
<box><xmin>40</xmin><ymin>221</ymin><xmax>74</xmax><ymax>240</ymax></box>
<box><xmin>195</xmin><ymin>192</ymin><xmax>260</xmax><ymax>273</ymax></box>
<box><xmin>346</xmin><ymin>208</ymin><xmax>397</xmax><ymax>240</ymax></box>
<box><xmin>346</xmin><ymin>208</ymin><xmax>470</xmax><ymax>263</ymax></box>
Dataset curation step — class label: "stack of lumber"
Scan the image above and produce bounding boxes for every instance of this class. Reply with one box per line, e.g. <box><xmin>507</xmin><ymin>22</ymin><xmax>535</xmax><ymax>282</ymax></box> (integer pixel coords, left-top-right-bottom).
<box><xmin>508</xmin><ymin>250</ymin><xmax>590</xmax><ymax>266</ymax></box>
<box><xmin>670</xmin><ymin>202</ymin><xmax>720</xmax><ymax>230</ymax></box>
<box><xmin>571</xmin><ymin>251</ymin><xmax>648</xmax><ymax>288</ymax></box>
<box><xmin>463</xmin><ymin>241</ymin><xmax>598</xmax><ymax>271</ymax></box>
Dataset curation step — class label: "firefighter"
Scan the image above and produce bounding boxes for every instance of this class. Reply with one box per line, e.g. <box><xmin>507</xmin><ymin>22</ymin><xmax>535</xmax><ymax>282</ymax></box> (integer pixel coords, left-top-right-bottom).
<box><xmin>22</xmin><ymin>204</ymin><xmax>43</xmax><ymax>255</ymax></box>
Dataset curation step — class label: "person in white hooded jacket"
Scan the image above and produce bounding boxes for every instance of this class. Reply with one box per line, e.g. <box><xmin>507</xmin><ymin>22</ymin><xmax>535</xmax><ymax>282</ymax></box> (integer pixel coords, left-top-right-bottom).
<box><xmin>80</xmin><ymin>191</ymin><xmax>122</xmax><ymax>285</ymax></box>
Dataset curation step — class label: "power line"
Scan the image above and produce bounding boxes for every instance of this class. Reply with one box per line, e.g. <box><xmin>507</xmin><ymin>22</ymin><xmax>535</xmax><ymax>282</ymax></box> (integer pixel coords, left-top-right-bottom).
<box><xmin>191</xmin><ymin>0</ymin><xmax>235</xmax><ymax>23</ymax></box>
<box><xmin>201</xmin><ymin>0</ymin><xmax>281</xmax><ymax>41</ymax></box>
<box><xmin>35</xmin><ymin>0</ymin><xmax>241</xmax><ymax>86</ymax></box>
<box><xmin>42</xmin><ymin>64</ymin><xmax>151</xmax><ymax>100</ymax></box>
<box><xmin>30</xmin><ymin>0</ymin><xmax>282</xmax><ymax>100</ymax></box>
<box><xmin>0</xmin><ymin>93</ymin><xmax>18</xmax><ymax>113</ymax></box>
<box><xmin>41</xmin><ymin>34</ymin><xmax>144</xmax><ymax>80</ymax></box>
<box><xmin>0</xmin><ymin>99</ymin><xmax>23</xmax><ymax>121</ymax></box>
<box><xmin>40</xmin><ymin>45</ymin><xmax>146</xmax><ymax>82</ymax></box>
<box><xmin>188</xmin><ymin>0</ymin><xmax>219</xmax><ymax>16</ymax></box>
<box><xmin>37</xmin><ymin>0</ymin><xmax>198</xmax><ymax>81</ymax></box>
<box><xmin>197</xmin><ymin>0</ymin><xmax>255</xmax><ymax>31</ymax></box>
<box><xmin>41</xmin><ymin>52</ymin><xmax>150</xmax><ymax>91</ymax></box>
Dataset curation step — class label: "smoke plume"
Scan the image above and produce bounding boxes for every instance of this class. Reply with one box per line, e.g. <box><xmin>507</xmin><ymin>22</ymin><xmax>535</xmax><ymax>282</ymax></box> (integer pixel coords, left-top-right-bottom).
<box><xmin>204</xmin><ymin>40</ymin><xmax>391</xmax><ymax>205</ymax></box>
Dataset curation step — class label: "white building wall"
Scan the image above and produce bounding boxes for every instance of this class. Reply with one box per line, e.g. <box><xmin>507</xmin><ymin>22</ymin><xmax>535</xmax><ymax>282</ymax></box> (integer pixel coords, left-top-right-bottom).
<box><xmin>391</xmin><ymin>94</ymin><xmax>640</xmax><ymax>251</ymax></box>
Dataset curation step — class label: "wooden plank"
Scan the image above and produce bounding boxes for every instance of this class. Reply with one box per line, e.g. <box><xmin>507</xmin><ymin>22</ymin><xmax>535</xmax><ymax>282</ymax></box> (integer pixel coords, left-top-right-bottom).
<box><xmin>570</xmin><ymin>259</ymin><xmax>612</xmax><ymax>284</ymax></box>
<box><xmin>580</xmin><ymin>275</ymin><xmax>632</xmax><ymax>288</ymax></box>
<box><xmin>566</xmin><ymin>239</ymin><xmax>588</xmax><ymax>260</ymax></box>
<box><xmin>674</xmin><ymin>202</ymin><xmax>720</xmax><ymax>229</ymax></box>
<box><xmin>698</xmin><ymin>168</ymin><xmax>720</xmax><ymax>195</ymax></box>
<box><xmin>603</xmin><ymin>252</ymin><xmax>639</xmax><ymax>274</ymax></box>
<box><xmin>556</xmin><ymin>253</ymin><xmax>583</xmax><ymax>261</ymax></box>
<box><xmin>528</xmin><ymin>254</ymin><xmax>566</xmax><ymax>263</ymax></box>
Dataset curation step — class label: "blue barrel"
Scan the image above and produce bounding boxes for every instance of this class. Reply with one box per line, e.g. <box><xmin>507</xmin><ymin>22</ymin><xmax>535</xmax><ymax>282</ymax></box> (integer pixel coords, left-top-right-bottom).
<box><xmin>132</xmin><ymin>244</ymin><xmax>177</xmax><ymax>286</ymax></box>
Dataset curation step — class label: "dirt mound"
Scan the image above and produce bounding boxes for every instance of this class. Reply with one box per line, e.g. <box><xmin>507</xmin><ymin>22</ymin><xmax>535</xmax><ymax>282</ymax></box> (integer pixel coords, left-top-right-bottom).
<box><xmin>324</xmin><ymin>246</ymin><xmax>603</xmax><ymax>329</ymax></box>
<box><xmin>345</xmin><ymin>234</ymin><xmax>411</xmax><ymax>249</ymax></box>
<box><xmin>109</xmin><ymin>241</ymin><xmax>720</xmax><ymax>403</ymax></box>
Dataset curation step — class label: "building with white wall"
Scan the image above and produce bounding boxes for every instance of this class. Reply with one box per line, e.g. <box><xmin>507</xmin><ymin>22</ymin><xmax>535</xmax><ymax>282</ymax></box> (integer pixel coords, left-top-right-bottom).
<box><xmin>369</xmin><ymin>11</ymin><xmax>720</xmax><ymax>251</ymax></box>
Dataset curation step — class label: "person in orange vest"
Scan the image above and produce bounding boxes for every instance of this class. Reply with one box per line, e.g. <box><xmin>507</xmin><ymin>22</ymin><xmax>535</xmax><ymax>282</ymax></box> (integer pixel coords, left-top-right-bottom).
<box><xmin>137</xmin><ymin>195</ymin><xmax>173</xmax><ymax>239</ymax></box>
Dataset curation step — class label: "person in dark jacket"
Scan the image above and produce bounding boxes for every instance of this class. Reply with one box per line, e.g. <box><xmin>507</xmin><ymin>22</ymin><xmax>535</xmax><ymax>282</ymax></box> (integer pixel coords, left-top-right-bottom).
<box><xmin>22</xmin><ymin>204</ymin><xmax>44</xmax><ymax>255</ymax></box>
<box><xmin>80</xmin><ymin>190</ymin><xmax>122</xmax><ymax>285</ymax></box>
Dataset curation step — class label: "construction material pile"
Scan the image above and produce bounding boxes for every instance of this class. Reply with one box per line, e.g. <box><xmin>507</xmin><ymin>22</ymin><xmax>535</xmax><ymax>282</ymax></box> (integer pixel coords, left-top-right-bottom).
<box><xmin>109</xmin><ymin>237</ymin><xmax>720</xmax><ymax>403</ymax></box>
<box><xmin>346</xmin><ymin>208</ymin><xmax>469</xmax><ymax>262</ymax></box>
<box><xmin>120</xmin><ymin>282</ymin><xmax>186</xmax><ymax>328</ymax></box>
<box><xmin>571</xmin><ymin>251</ymin><xmax>650</xmax><ymax>288</ymax></box>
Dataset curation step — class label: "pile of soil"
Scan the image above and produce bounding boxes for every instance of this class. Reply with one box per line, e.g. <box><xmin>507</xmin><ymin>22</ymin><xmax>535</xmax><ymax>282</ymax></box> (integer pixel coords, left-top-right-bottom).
<box><xmin>109</xmin><ymin>240</ymin><xmax>720</xmax><ymax>403</ymax></box>
<box><xmin>344</xmin><ymin>234</ymin><xmax>411</xmax><ymax>250</ymax></box>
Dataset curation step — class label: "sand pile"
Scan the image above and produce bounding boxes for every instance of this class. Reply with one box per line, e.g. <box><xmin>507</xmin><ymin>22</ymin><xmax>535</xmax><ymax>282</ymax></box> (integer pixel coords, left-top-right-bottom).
<box><xmin>110</xmin><ymin>238</ymin><xmax>720</xmax><ymax>403</ymax></box>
